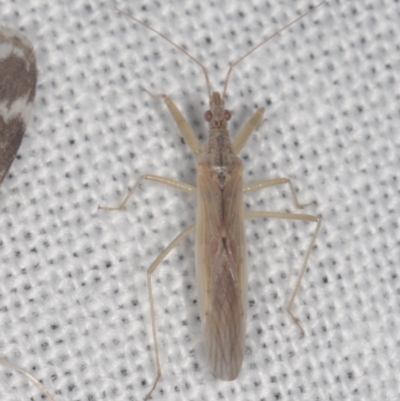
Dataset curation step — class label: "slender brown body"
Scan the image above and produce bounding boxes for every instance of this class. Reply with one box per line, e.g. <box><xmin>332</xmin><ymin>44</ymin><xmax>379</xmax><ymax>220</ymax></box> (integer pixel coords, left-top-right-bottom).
<box><xmin>196</xmin><ymin>93</ymin><xmax>247</xmax><ymax>380</ymax></box>
<box><xmin>106</xmin><ymin>3</ymin><xmax>325</xmax><ymax>399</ymax></box>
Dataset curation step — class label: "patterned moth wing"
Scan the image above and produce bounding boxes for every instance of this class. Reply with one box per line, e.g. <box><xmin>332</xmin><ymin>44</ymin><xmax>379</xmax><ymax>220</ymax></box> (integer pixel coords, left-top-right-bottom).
<box><xmin>0</xmin><ymin>26</ymin><xmax>37</xmax><ymax>186</ymax></box>
<box><xmin>0</xmin><ymin>27</ymin><xmax>55</xmax><ymax>400</ymax></box>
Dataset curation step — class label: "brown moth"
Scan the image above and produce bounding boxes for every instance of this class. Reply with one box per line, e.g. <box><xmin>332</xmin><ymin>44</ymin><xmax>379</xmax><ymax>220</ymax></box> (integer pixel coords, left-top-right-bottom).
<box><xmin>0</xmin><ymin>26</ymin><xmax>37</xmax><ymax>185</ymax></box>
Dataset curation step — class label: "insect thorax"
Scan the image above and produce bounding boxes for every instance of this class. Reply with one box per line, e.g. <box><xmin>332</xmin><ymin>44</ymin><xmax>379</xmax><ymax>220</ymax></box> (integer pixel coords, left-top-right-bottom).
<box><xmin>199</xmin><ymin>130</ymin><xmax>243</xmax><ymax>190</ymax></box>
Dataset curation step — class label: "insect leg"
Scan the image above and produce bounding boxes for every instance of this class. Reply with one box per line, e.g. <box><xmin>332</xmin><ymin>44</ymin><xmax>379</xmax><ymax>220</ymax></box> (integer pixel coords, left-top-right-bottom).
<box><xmin>99</xmin><ymin>174</ymin><xmax>196</xmax><ymax>211</ymax></box>
<box><xmin>244</xmin><ymin>210</ymin><xmax>321</xmax><ymax>335</ymax></box>
<box><xmin>144</xmin><ymin>223</ymin><xmax>196</xmax><ymax>400</ymax></box>
<box><xmin>232</xmin><ymin>108</ymin><xmax>265</xmax><ymax>154</ymax></box>
<box><xmin>243</xmin><ymin>178</ymin><xmax>316</xmax><ymax>209</ymax></box>
<box><xmin>0</xmin><ymin>356</ymin><xmax>56</xmax><ymax>401</ymax></box>
<box><xmin>143</xmin><ymin>89</ymin><xmax>202</xmax><ymax>156</ymax></box>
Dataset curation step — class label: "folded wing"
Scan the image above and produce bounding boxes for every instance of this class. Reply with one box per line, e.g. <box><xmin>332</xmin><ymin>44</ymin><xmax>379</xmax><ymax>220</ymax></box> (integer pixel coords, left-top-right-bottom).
<box><xmin>196</xmin><ymin>156</ymin><xmax>247</xmax><ymax>380</ymax></box>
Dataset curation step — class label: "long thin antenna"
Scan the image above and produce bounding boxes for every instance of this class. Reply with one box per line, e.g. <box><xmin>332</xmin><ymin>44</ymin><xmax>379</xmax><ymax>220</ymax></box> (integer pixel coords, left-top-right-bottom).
<box><xmin>114</xmin><ymin>2</ymin><xmax>212</xmax><ymax>99</ymax></box>
<box><xmin>222</xmin><ymin>0</ymin><xmax>326</xmax><ymax>99</ymax></box>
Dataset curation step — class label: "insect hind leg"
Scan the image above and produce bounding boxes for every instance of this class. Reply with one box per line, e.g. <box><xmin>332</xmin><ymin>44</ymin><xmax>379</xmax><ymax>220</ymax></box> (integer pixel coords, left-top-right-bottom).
<box><xmin>0</xmin><ymin>357</ymin><xmax>56</xmax><ymax>401</ymax></box>
<box><xmin>144</xmin><ymin>223</ymin><xmax>196</xmax><ymax>400</ymax></box>
<box><xmin>245</xmin><ymin>210</ymin><xmax>321</xmax><ymax>335</ymax></box>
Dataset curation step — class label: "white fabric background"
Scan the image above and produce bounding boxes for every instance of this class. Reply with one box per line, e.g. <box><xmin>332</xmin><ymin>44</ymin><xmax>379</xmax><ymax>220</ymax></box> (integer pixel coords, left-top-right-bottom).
<box><xmin>0</xmin><ymin>0</ymin><xmax>399</xmax><ymax>400</ymax></box>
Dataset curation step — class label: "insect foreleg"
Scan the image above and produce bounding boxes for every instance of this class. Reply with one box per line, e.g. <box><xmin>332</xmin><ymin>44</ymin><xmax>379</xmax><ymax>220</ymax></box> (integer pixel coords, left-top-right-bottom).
<box><xmin>232</xmin><ymin>108</ymin><xmax>265</xmax><ymax>154</ymax></box>
<box><xmin>143</xmin><ymin>89</ymin><xmax>202</xmax><ymax>156</ymax></box>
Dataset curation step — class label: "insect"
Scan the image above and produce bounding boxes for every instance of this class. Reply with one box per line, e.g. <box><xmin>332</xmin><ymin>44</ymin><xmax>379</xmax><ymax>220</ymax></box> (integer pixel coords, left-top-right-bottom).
<box><xmin>0</xmin><ymin>25</ymin><xmax>56</xmax><ymax>401</ymax></box>
<box><xmin>0</xmin><ymin>26</ymin><xmax>37</xmax><ymax>186</ymax></box>
<box><xmin>102</xmin><ymin>1</ymin><xmax>324</xmax><ymax>399</ymax></box>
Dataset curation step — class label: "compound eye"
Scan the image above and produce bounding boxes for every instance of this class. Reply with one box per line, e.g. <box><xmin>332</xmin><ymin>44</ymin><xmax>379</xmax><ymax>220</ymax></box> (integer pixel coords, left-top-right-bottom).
<box><xmin>204</xmin><ymin>110</ymin><xmax>212</xmax><ymax>121</ymax></box>
<box><xmin>224</xmin><ymin>110</ymin><xmax>232</xmax><ymax>121</ymax></box>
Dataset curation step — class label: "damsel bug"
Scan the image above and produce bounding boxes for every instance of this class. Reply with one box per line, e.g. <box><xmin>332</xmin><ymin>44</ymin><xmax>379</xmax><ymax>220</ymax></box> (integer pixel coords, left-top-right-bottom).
<box><xmin>101</xmin><ymin>1</ymin><xmax>324</xmax><ymax>399</ymax></box>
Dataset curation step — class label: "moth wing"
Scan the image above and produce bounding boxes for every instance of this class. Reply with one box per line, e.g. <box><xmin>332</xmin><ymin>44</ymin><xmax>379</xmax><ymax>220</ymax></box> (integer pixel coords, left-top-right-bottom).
<box><xmin>0</xmin><ymin>26</ymin><xmax>37</xmax><ymax>185</ymax></box>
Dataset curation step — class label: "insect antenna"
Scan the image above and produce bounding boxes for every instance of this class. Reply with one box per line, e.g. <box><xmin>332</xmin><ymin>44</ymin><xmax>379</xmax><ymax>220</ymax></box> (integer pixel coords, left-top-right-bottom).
<box><xmin>114</xmin><ymin>1</ymin><xmax>213</xmax><ymax>99</ymax></box>
<box><xmin>222</xmin><ymin>0</ymin><xmax>326</xmax><ymax>99</ymax></box>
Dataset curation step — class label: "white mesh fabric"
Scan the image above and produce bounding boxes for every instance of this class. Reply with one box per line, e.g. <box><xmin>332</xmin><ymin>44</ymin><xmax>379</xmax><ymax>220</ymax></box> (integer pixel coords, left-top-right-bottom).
<box><xmin>0</xmin><ymin>1</ymin><xmax>399</xmax><ymax>400</ymax></box>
